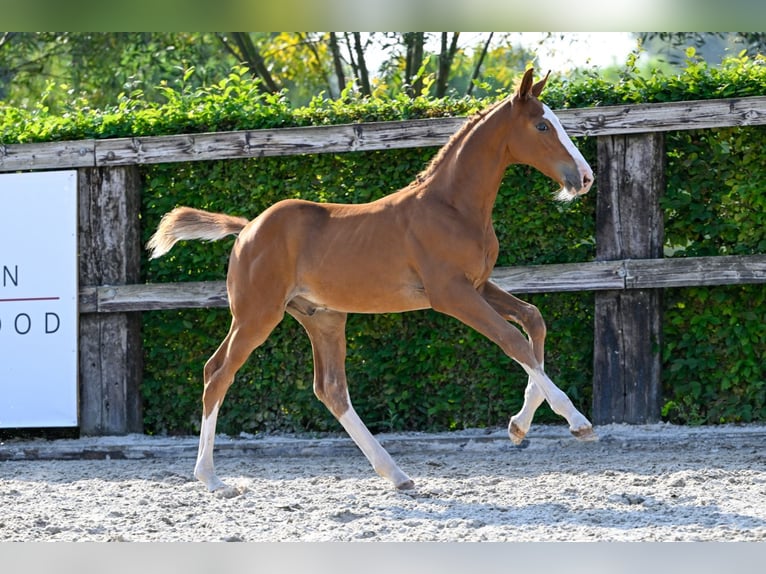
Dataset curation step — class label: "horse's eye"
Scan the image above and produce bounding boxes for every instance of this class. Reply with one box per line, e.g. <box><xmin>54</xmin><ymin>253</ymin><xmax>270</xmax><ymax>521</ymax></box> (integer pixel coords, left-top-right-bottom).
<box><xmin>536</xmin><ymin>122</ymin><xmax>549</xmax><ymax>132</ymax></box>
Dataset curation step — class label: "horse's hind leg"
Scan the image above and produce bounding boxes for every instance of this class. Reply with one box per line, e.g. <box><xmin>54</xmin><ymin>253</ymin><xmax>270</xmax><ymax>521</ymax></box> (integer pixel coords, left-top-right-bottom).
<box><xmin>194</xmin><ymin>310</ymin><xmax>283</xmax><ymax>492</ymax></box>
<box><xmin>289</xmin><ymin>307</ymin><xmax>414</xmax><ymax>490</ymax></box>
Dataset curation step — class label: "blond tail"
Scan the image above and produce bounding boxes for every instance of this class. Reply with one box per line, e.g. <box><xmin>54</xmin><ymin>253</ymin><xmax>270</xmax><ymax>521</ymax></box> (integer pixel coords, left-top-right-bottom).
<box><xmin>147</xmin><ymin>206</ymin><xmax>250</xmax><ymax>259</ymax></box>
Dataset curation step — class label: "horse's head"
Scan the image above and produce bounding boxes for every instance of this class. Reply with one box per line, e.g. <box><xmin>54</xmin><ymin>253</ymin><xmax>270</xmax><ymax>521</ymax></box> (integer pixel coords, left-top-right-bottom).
<box><xmin>507</xmin><ymin>68</ymin><xmax>593</xmax><ymax>201</ymax></box>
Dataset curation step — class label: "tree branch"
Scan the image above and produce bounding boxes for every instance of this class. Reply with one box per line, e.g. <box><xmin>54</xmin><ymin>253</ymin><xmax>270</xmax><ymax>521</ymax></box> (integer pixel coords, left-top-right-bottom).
<box><xmin>328</xmin><ymin>32</ymin><xmax>347</xmax><ymax>97</ymax></box>
<box><xmin>217</xmin><ymin>33</ymin><xmax>281</xmax><ymax>93</ymax></box>
<box><xmin>435</xmin><ymin>32</ymin><xmax>460</xmax><ymax>97</ymax></box>
<box><xmin>352</xmin><ymin>32</ymin><xmax>371</xmax><ymax>97</ymax></box>
<box><xmin>467</xmin><ymin>32</ymin><xmax>493</xmax><ymax>96</ymax></box>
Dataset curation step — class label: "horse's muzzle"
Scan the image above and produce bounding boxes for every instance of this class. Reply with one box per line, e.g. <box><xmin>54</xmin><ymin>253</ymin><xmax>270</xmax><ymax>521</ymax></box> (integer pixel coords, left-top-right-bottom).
<box><xmin>557</xmin><ymin>163</ymin><xmax>594</xmax><ymax>200</ymax></box>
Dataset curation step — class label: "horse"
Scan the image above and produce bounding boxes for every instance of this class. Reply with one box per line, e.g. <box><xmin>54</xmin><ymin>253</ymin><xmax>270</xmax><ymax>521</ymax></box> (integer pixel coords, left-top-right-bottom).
<box><xmin>147</xmin><ymin>68</ymin><xmax>596</xmax><ymax>493</ymax></box>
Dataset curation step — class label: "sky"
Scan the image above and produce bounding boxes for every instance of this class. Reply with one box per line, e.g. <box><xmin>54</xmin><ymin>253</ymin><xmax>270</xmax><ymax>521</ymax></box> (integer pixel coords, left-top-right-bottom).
<box><xmin>366</xmin><ymin>33</ymin><xmax>640</xmax><ymax>78</ymax></box>
<box><xmin>515</xmin><ymin>32</ymin><xmax>638</xmax><ymax>72</ymax></box>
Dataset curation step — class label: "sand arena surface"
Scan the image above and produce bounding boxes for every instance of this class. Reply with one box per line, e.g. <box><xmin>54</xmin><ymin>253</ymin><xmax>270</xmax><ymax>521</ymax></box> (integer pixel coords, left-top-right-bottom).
<box><xmin>1</xmin><ymin>423</ymin><xmax>765</xmax><ymax>542</ymax></box>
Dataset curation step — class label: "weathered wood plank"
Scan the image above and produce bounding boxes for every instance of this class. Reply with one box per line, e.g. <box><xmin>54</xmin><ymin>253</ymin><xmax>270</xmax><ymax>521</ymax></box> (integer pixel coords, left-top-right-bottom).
<box><xmin>0</xmin><ymin>140</ymin><xmax>96</xmax><ymax>171</ymax></box>
<box><xmin>96</xmin><ymin>281</ymin><xmax>228</xmax><ymax>312</ymax></box>
<box><xmin>592</xmin><ymin>289</ymin><xmax>663</xmax><ymax>423</ymax></box>
<box><xmin>593</xmin><ymin>132</ymin><xmax>666</xmax><ymax>425</ymax></box>
<box><xmin>3</xmin><ymin>96</ymin><xmax>766</xmax><ymax>172</ymax></box>
<box><xmin>94</xmin><ymin>118</ymin><xmax>466</xmax><ymax>166</ymax></box>
<box><xmin>67</xmin><ymin>97</ymin><xmax>766</xmax><ymax>167</ymax></box>
<box><xmin>95</xmin><ymin>132</ymin><xmax>249</xmax><ymax>166</ymax></box>
<box><xmin>76</xmin><ymin>255</ymin><xmax>766</xmax><ymax>313</ymax></box>
<box><xmin>78</xmin><ymin>166</ymin><xmax>143</xmax><ymax>435</ymax></box>
<box><xmin>490</xmin><ymin>261</ymin><xmax>625</xmax><ymax>293</ymax></box>
<box><xmin>626</xmin><ymin>254</ymin><xmax>766</xmax><ymax>288</ymax></box>
<box><xmin>595</xmin><ymin>133</ymin><xmax>666</xmax><ymax>260</ymax></box>
<box><xmin>563</xmin><ymin>95</ymin><xmax>766</xmax><ymax>136</ymax></box>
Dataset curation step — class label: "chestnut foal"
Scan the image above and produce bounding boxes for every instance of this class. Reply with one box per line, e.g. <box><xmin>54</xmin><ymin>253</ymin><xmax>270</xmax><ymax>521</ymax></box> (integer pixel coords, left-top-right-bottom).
<box><xmin>148</xmin><ymin>68</ymin><xmax>596</xmax><ymax>493</ymax></box>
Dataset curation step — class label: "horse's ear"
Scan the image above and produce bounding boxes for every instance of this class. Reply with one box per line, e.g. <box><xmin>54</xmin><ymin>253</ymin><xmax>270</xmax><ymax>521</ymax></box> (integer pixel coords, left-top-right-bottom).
<box><xmin>516</xmin><ymin>68</ymin><xmax>535</xmax><ymax>100</ymax></box>
<box><xmin>531</xmin><ymin>70</ymin><xmax>550</xmax><ymax>98</ymax></box>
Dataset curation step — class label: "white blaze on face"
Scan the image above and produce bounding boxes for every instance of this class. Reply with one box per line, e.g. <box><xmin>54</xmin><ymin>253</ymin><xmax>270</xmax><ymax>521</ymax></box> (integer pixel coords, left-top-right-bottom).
<box><xmin>542</xmin><ymin>104</ymin><xmax>594</xmax><ymax>200</ymax></box>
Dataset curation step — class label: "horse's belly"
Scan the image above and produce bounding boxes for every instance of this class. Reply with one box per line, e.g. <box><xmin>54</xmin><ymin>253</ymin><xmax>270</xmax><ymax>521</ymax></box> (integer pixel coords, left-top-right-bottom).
<box><xmin>292</xmin><ymin>279</ymin><xmax>431</xmax><ymax>314</ymax></box>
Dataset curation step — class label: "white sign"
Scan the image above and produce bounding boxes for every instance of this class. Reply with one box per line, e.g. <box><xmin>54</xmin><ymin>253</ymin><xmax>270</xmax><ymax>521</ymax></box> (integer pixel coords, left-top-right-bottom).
<box><xmin>0</xmin><ymin>171</ymin><xmax>78</xmax><ymax>427</ymax></box>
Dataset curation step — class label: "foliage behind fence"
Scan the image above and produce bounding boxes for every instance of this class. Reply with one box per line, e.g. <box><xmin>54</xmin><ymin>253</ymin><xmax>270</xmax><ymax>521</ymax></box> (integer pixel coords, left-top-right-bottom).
<box><xmin>3</xmin><ymin>55</ymin><xmax>766</xmax><ymax>433</ymax></box>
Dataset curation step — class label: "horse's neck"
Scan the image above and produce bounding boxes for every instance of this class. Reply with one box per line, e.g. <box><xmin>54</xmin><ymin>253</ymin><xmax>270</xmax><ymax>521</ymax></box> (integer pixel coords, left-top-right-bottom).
<box><xmin>424</xmin><ymin>109</ymin><xmax>510</xmax><ymax>226</ymax></box>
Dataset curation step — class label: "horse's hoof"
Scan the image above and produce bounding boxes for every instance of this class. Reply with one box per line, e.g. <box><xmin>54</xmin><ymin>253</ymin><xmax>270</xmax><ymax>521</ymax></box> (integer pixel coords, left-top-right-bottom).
<box><xmin>508</xmin><ymin>421</ymin><xmax>527</xmax><ymax>445</ymax></box>
<box><xmin>395</xmin><ymin>478</ymin><xmax>416</xmax><ymax>491</ymax></box>
<box><xmin>571</xmin><ymin>426</ymin><xmax>599</xmax><ymax>442</ymax></box>
<box><xmin>214</xmin><ymin>484</ymin><xmax>247</xmax><ymax>499</ymax></box>
<box><xmin>197</xmin><ymin>474</ymin><xmax>228</xmax><ymax>493</ymax></box>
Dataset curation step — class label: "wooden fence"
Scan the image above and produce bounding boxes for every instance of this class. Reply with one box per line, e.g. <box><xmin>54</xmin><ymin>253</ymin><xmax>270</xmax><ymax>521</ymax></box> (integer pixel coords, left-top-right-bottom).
<box><xmin>3</xmin><ymin>96</ymin><xmax>766</xmax><ymax>434</ymax></box>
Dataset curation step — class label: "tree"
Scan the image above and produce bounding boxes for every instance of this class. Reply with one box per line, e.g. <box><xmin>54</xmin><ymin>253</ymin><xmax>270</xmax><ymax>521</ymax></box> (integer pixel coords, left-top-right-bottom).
<box><xmin>466</xmin><ymin>32</ymin><xmax>492</xmax><ymax>96</ymax></box>
<box><xmin>0</xmin><ymin>32</ymin><xmax>537</xmax><ymax>111</ymax></box>
<box><xmin>0</xmin><ymin>33</ymin><xmax>235</xmax><ymax>112</ymax></box>
<box><xmin>0</xmin><ymin>33</ymin><xmax>67</xmax><ymax>103</ymax></box>
<box><xmin>328</xmin><ymin>32</ymin><xmax>346</xmax><ymax>95</ymax></box>
<box><xmin>636</xmin><ymin>33</ymin><xmax>766</xmax><ymax>66</ymax></box>
<box><xmin>403</xmin><ymin>32</ymin><xmax>425</xmax><ymax>97</ymax></box>
<box><xmin>436</xmin><ymin>32</ymin><xmax>461</xmax><ymax>97</ymax></box>
<box><xmin>348</xmin><ymin>32</ymin><xmax>372</xmax><ymax>97</ymax></box>
<box><xmin>216</xmin><ymin>32</ymin><xmax>280</xmax><ymax>93</ymax></box>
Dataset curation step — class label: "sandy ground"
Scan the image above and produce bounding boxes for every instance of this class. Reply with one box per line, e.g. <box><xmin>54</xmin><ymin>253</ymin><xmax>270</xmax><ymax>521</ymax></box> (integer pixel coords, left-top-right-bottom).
<box><xmin>1</xmin><ymin>423</ymin><xmax>766</xmax><ymax>542</ymax></box>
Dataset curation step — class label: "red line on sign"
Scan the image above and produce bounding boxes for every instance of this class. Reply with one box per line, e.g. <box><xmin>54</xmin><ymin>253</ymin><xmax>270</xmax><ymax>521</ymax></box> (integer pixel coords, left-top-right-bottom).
<box><xmin>0</xmin><ymin>296</ymin><xmax>61</xmax><ymax>303</ymax></box>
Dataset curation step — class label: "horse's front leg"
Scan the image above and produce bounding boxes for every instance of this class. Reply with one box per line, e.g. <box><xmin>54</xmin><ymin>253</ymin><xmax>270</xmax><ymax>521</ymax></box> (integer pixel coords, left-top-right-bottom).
<box><xmin>481</xmin><ymin>282</ymin><xmax>548</xmax><ymax>443</ymax></box>
<box><xmin>437</xmin><ymin>279</ymin><xmax>597</xmax><ymax>442</ymax></box>
<box><xmin>508</xmin><ymin>379</ymin><xmax>546</xmax><ymax>444</ymax></box>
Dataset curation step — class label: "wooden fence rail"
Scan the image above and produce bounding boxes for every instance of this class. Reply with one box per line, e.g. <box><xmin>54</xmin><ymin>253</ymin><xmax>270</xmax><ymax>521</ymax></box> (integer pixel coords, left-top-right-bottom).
<box><xmin>2</xmin><ymin>96</ymin><xmax>766</xmax><ymax>170</ymax></box>
<box><xmin>77</xmin><ymin>254</ymin><xmax>766</xmax><ymax>313</ymax></box>
<box><xmin>3</xmin><ymin>95</ymin><xmax>766</xmax><ymax>434</ymax></box>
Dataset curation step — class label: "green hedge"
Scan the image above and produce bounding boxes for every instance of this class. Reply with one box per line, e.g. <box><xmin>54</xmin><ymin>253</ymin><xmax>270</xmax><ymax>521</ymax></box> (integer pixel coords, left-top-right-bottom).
<box><xmin>2</xmin><ymin>56</ymin><xmax>765</xmax><ymax>433</ymax></box>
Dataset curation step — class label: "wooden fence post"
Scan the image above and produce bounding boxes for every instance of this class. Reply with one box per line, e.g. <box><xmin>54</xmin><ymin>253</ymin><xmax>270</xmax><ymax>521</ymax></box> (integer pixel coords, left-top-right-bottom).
<box><xmin>78</xmin><ymin>166</ymin><xmax>143</xmax><ymax>434</ymax></box>
<box><xmin>593</xmin><ymin>133</ymin><xmax>665</xmax><ymax>424</ymax></box>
